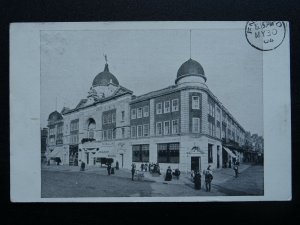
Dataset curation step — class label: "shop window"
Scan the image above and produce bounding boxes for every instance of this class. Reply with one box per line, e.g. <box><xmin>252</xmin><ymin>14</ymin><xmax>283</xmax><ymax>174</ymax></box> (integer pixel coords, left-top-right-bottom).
<box><xmin>132</xmin><ymin>145</ymin><xmax>149</xmax><ymax>162</ymax></box>
<box><xmin>157</xmin><ymin>143</ymin><xmax>179</xmax><ymax>163</ymax></box>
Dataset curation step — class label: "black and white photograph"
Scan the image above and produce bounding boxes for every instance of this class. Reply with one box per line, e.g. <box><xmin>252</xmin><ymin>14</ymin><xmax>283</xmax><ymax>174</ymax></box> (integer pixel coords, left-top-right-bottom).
<box><xmin>10</xmin><ymin>22</ymin><xmax>291</xmax><ymax>202</ymax></box>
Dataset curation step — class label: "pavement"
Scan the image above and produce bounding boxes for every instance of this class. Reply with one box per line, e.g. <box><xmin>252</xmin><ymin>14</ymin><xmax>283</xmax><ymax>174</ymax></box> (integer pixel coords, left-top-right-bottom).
<box><xmin>41</xmin><ymin>163</ymin><xmax>260</xmax><ymax>197</ymax></box>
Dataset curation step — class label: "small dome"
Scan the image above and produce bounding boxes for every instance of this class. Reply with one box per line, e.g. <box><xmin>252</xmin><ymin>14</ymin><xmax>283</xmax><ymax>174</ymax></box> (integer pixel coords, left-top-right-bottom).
<box><xmin>176</xmin><ymin>58</ymin><xmax>206</xmax><ymax>84</ymax></box>
<box><xmin>48</xmin><ymin>110</ymin><xmax>63</xmax><ymax>122</ymax></box>
<box><xmin>92</xmin><ymin>63</ymin><xmax>119</xmax><ymax>87</ymax></box>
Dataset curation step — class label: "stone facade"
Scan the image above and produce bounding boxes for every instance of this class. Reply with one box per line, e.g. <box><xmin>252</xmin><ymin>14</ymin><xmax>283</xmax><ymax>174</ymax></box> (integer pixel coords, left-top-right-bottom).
<box><xmin>46</xmin><ymin>58</ymin><xmax>247</xmax><ymax>172</ymax></box>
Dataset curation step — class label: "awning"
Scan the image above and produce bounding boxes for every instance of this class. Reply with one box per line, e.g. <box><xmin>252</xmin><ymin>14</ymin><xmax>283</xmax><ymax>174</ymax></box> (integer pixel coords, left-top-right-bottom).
<box><xmin>223</xmin><ymin>147</ymin><xmax>237</xmax><ymax>158</ymax></box>
<box><xmin>45</xmin><ymin>146</ymin><xmax>66</xmax><ymax>159</ymax></box>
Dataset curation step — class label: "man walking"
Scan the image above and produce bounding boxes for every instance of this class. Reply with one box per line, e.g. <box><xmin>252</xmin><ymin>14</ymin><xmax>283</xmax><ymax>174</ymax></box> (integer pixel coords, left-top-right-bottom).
<box><xmin>107</xmin><ymin>163</ymin><xmax>111</xmax><ymax>175</ymax></box>
<box><xmin>205</xmin><ymin>170</ymin><xmax>213</xmax><ymax>192</ymax></box>
<box><xmin>233</xmin><ymin>162</ymin><xmax>239</xmax><ymax>178</ymax></box>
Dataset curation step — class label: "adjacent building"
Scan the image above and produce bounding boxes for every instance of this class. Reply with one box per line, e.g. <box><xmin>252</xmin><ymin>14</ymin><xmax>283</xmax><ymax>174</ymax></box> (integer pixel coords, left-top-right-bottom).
<box><xmin>45</xmin><ymin>57</ymin><xmax>247</xmax><ymax>172</ymax></box>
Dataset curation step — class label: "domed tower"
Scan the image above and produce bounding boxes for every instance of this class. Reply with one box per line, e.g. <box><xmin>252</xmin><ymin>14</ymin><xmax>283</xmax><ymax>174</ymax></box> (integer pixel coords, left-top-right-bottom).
<box><xmin>89</xmin><ymin>55</ymin><xmax>120</xmax><ymax>100</ymax></box>
<box><xmin>48</xmin><ymin>110</ymin><xmax>63</xmax><ymax>124</ymax></box>
<box><xmin>175</xmin><ymin>58</ymin><xmax>207</xmax><ymax>88</ymax></box>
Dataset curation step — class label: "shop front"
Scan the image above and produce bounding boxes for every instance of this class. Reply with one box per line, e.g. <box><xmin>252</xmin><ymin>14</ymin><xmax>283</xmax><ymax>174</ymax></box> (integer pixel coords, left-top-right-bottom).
<box><xmin>78</xmin><ymin>141</ymin><xmax>117</xmax><ymax>167</ymax></box>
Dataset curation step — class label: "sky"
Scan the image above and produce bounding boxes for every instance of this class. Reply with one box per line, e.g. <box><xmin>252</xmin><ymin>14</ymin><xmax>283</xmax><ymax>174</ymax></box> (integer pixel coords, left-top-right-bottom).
<box><xmin>41</xmin><ymin>28</ymin><xmax>263</xmax><ymax>136</ymax></box>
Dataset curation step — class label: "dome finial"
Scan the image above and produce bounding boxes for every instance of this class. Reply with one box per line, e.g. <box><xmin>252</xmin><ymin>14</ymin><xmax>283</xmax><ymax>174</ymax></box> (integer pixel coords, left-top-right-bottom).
<box><xmin>189</xmin><ymin>29</ymin><xmax>192</xmax><ymax>59</ymax></box>
<box><xmin>103</xmin><ymin>54</ymin><xmax>109</xmax><ymax>72</ymax></box>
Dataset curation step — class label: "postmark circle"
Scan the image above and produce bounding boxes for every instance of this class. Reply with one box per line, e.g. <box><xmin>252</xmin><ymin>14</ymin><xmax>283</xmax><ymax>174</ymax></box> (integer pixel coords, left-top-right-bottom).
<box><xmin>245</xmin><ymin>21</ymin><xmax>286</xmax><ymax>51</ymax></box>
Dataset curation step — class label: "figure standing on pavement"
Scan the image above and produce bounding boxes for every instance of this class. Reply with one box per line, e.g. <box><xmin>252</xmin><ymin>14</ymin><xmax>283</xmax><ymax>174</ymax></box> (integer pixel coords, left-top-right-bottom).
<box><xmin>194</xmin><ymin>170</ymin><xmax>201</xmax><ymax>190</ymax></box>
<box><xmin>107</xmin><ymin>163</ymin><xmax>111</xmax><ymax>175</ymax></box>
<box><xmin>165</xmin><ymin>166</ymin><xmax>172</xmax><ymax>181</ymax></box>
<box><xmin>205</xmin><ymin>170</ymin><xmax>213</xmax><ymax>192</ymax></box>
<box><xmin>80</xmin><ymin>161</ymin><xmax>85</xmax><ymax>171</ymax></box>
<box><xmin>233</xmin><ymin>162</ymin><xmax>239</xmax><ymax>178</ymax></box>
<box><xmin>131</xmin><ymin>163</ymin><xmax>136</xmax><ymax>181</ymax></box>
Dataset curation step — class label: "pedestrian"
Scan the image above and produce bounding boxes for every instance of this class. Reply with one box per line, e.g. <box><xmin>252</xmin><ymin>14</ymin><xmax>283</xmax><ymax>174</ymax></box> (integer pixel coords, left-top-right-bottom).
<box><xmin>107</xmin><ymin>163</ymin><xmax>111</xmax><ymax>175</ymax></box>
<box><xmin>205</xmin><ymin>170</ymin><xmax>213</xmax><ymax>192</ymax></box>
<box><xmin>148</xmin><ymin>163</ymin><xmax>151</xmax><ymax>173</ymax></box>
<box><xmin>80</xmin><ymin>161</ymin><xmax>85</xmax><ymax>171</ymax></box>
<box><xmin>116</xmin><ymin>161</ymin><xmax>119</xmax><ymax>170</ymax></box>
<box><xmin>194</xmin><ymin>170</ymin><xmax>201</xmax><ymax>190</ymax></box>
<box><xmin>144</xmin><ymin>163</ymin><xmax>148</xmax><ymax>172</ymax></box>
<box><xmin>233</xmin><ymin>163</ymin><xmax>238</xmax><ymax>178</ymax></box>
<box><xmin>157</xmin><ymin>163</ymin><xmax>161</xmax><ymax>175</ymax></box>
<box><xmin>141</xmin><ymin>163</ymin><xmax>144</xmax><ymax>172</ymax></box>
<box><xmin>165</xmin><ymin>166</ymin><xmax>172</xmax><ymax>181</ymax></box>
<box><xmin>131</xmin><ymin>163</ymin><xmax>136</xmax><ymax>181</ymax></box>
<box><xmin>229</xmin><ymin>159</ymin><xmax>232</xmax><ymax>168</ymax></box>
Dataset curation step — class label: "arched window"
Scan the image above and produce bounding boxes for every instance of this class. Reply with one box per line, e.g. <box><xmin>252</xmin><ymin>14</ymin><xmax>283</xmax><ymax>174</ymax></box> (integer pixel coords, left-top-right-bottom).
<box><xmin>87</xmin><ymin>118</ymin><xmax>96</xmax><ymax>139</ymax></box>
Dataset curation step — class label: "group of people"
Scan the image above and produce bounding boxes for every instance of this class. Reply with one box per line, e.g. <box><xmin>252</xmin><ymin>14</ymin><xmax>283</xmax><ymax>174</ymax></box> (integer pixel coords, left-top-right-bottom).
<box><xmin>191</xmin><ymin>165</ymin><xmax>214</xmax><ymax>192</ymax></box>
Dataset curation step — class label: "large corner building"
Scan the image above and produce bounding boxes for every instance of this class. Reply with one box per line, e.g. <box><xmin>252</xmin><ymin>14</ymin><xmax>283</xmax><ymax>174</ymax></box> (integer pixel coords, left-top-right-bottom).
<box><xmin>46</xmin><ymin>57</ymin><xmax>246</xmax><ymax>172</ymax></box>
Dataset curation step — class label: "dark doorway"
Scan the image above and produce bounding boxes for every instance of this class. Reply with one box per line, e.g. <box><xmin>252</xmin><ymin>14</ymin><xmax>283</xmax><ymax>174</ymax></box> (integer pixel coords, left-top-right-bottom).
<box><xmin>217</xmin><ymin>145</ymin><xmax>220</xmax><ymax>168</ymax></box>
<box><xmin>120</xmin><ymin>154</ymin><xmax>124</xmax><ymax>168</ymax></box>
<box><xmin>191</xmin><ymin>157</ymin><xmax>200</xmax><ymax>171</ymax></box>
<box><xmin>86</xmin><ymin>152</ymin><xmax>89</xmax><ymax>165</ymax></box>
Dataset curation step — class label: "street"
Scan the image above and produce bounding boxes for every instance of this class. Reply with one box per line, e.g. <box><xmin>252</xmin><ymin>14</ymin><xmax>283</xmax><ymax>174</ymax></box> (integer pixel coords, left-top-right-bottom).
<box><xmin>41</xmin><ymin>164</ymin><xmax>264</xmax><ymax>198</ymax></box>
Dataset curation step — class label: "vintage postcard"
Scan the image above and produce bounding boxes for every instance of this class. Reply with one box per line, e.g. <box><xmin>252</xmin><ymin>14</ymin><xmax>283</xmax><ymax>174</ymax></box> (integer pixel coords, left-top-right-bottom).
<box><xmin>10</xmin><ymin>22</ymin><xmax>291</xmax><ymax>202</ymax></box>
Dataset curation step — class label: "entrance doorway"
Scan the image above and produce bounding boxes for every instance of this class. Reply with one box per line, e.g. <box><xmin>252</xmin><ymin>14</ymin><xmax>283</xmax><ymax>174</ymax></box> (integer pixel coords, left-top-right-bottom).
<box><xmin>191</xmin><ymin>156</ymin><xmax>200</xmax><ymax>171</ymax></box>
<box><xmin>120</xmin><ymin>154</ymin><xmax>124</xmax><ymax>168</ymax></box>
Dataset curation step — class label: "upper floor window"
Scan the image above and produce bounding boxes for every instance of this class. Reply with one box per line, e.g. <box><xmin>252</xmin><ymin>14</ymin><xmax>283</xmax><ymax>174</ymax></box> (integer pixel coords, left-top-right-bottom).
<box><xmin>137</xmin><ymin>125</ymin><xmax>143</xmax><ymax>137</ymax></box>
<box><xmin>208</xmin><ymin>101</ymin><xmax>215</xmax><ymax>117</ymax></box>
<box><xmin>164</xmin><ymin>121</ymin><xmax>170</xmax><ymax>135</ymax></box>
<box><xmin>112</xmin><ymin>112</ymin><xmax>116</xmax><ymax>123</ymax></box>
<box><xmin>70</xmin><ymin>120</ymin><xmax>79</xmax><ymax>131</ymax></box>
<box><xmin>107</xmin><ymin>114</ymin><xmax>112</xmax><ymax>124</ymax></box>
<box><xmin>131</xmin><ymin>109</ymin><xmax>136</xmax><ymax>119</ymax></box>
<box><xmin>49</xmin><ymin>128</ymin><xmax>55</xmax><ymax>136</ymax></box>
<box><xmin>131</xmin><ymin>126</ymin><xmax>136</xmax><ymax>138</ymax></box>
<box><xmin>143</xmin><ymin>124</ymin><xmax>149</xmax><ymax>137</ymax></box>
<box><xmin>172</xmin><ymin>119</ymin><xmax>179</xmax><ymax>134</ymax></box>
<box><xmin>122</xmin><ymin>127</ymin><xmax>125</xmax><ymax>138</ymax></box>
<box><xmin>137</xmin><ymin>108</ymin><xmax>143</xmax><ymax>118</ymax></box>
<box><xmin>192</xmin><ymin>117</ymin><xmax>200</xmax><ymax>133</ymax></box>
<box><xmin>172</xmin><ymin>99</ymin><xmax>179</xmax><ymax>112</ymax></box>
<box><xmin>107</xmin><ymin>129</ymin><xmax>112</xmax><ymax>140</ymax></box>
<box><xmin>143</xmin><ymin>106</ymin><xmax>149</xmax><ymax>117</ymax></box>
<box><xmin>156</xmin><ymin>102</ymin><xmax>162</xmax><ymax>114</ymax></box>
<box><xmin>164</xmin><ymin>101</ymin><xmax>170</xmax><ymax>113</ymax></box>
<box><xmin>121</xmin><ymin>111</ymin><xmax>125</xmax><ymax>121</ymax></box>
<box><xmin>156</xmin><ymin>122</ymin><xmax>162</xmax><ymax>136</ymax></box>
<box><xmin>192</xmin><ymin>96</ymin><xmax>200</xmax><ymax>109</ymax></box>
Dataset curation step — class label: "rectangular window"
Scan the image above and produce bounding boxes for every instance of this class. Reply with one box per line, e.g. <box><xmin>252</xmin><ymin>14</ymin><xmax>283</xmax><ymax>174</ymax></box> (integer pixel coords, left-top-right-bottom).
<box><xmin>192</xmin><ymin>117</ymin><xmax>200</xmax><ymax>133</ymax></box>
<box><xmin>131</xmin><ymin>109</ymin><xmax>136</xmax><ymax>119</ymax></box>
<box><xmin>132</xmin><ymin>145</ymin><xmax>149</xmax><ymax>162</ymax></box>
<box><xmin>157</xmin><ymin>143</ymin><xmax>179</xmax><ymax>163</ymax></box>
<box><xmin>137</xmin><ymin>108</ymin><xmax>143</xmax><ymax>118</ymax></box>
<box><xmin>70</xmin><ymin>120</ymin><xmax>79</xmax><ymax>131</ymax></box>
<box><xmin>164</xmin><ymin>121</ymin><xmax>170</xmax><ymax>135</ymax></box>
<box><xmin>122</xmin><ymin>128</ymin><xmax>125</xmax><ymax>138</ymax></box>
<box><xmin>112</xmin><ymin>112</ymin><xmax>116</xmax><ymax>123</ymax></box>
<box><xmin>112</xmin><ymin>129</ymin><xmax>116</xmax><ymax>139</ymax></box>
<box><xmin>121</xmin><ymin>111</ymin><xmax>125</xmax><ymax>121</ymax></box>
<box><xmin>143</xmin><ymin>124</ymin><xmax>149</xmax><ymax>137</ymax></box>
<box><xmin>172</xmin><ymin>99</ymin><xmax>179</xmax><ymax>112</ymax></box>
<box><xmin>208</xmin><ymin>144</ymin><xmax>213</xmax><ymax>163</ymax></box>
<box><xmin>103</xmin><ymin>130</ymin><xmax>107</xmax><ymax>140</ymax></box>
<box><xmin>143</xmin><ymin>106</ymin><xmax>149</xmax><ymax>117</ymax></box>
<box><xmin>107</xmin><ymin>114</ymin><xmax>112</xmax><ymax>124</ymax></box>
<box><xmin>131</xmin><ymin>126</ymin><xmax>136</xmax><ymax>138</ymax></box>
<box><xmin>156</xmin><ymin>102</ymin><xmax>162</xmax><ymax>114</ymax></box>
<box><xmin>107</xmin><ymin>129</ymin><xmax>112</xmax><ymax>140</ymax></box>
<box><xmin>137</xmin><ymin>125</ymin><xmax>143</xmax><ymax>137</ymax></box>
<box><xmin>103</xmin><ymin>114</ymin><xmax>107</xmax><ymax>124</ymax></box>
<box><xmin>192</xmin><ymin>96</ymin><xmax>200</xmax><ymax>109</ymax></box>
<box><xmin>164</xmin><ymin>101</ymin><xmax>170</xmax><ymax>113</ymax></box>
<box><xmin>156</xmin><ymin>122</ymin><xmax>162</xmax><ymax>136</ymax></box>
<box><xmin>172</xmin><ymin>119</ymin><xmax>179</xmax><ymax>134</ymax></box>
